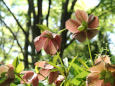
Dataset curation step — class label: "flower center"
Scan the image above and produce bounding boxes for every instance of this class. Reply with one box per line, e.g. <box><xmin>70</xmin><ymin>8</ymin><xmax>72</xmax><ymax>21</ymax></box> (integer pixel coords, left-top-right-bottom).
<box><xmin>78</xmin><ymin>21</ymin><xmax>88</xmax><ymax>31</ymax></box>
<box><xmin>43</xmin><ymin>33</ymin><xmax>53</xmax><ymax>39</ymax></box>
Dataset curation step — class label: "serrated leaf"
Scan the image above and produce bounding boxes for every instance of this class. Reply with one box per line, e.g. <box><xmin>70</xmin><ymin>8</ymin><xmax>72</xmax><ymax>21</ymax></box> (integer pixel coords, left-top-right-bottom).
<box><xmin>16</xmin><ymin>62</ymin><xmax>24</xmax><ymax>73</ymax></box>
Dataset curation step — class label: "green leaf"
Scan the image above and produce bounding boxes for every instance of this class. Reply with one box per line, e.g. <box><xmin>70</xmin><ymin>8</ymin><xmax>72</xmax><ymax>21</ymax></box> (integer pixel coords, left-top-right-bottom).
<box><xmin>10</xmin><ymin>83</ymin><xmax>17</xmax><ymax>86</ymax></box>
<box><xmin>53</xmin><ymin>54</ymin><xmax>59</xmax><ymax>64</ymax></box>
<box><xmin>37</xmin><ymin>24</ymin><xmax>51</xmax><ymax>32</ymax></box>
<box><xmin>48</xmin><ymin>62</ymin><xmax>64</xmax><ymax>75</ymax></box>
<box><xmin>16</xmin><ymin>62</ymin><xmax>24</xmax><ymax>73</ymax></box>
<box><xmin>72</xmin><ymin>63</ymin><xmax>83</xmax><ymax>72</ymax></box>
<box><xmin>57</xmin><ymin>29</ymin><xmax>66</xmax><ymax>34</ymax></box>
<box><xmin>35</xmin><ymin>66</ymin><xmax>39</xmax><ymax>73</ymax></box>
<box><xmin>0</xmin><ymin>72</ymin><xmax>7</xmax><ymax>84</ymax></box>
<box><xmin>68</xmin><ymin>55</ymin><xmax>78</xmax><ymax>72</ymax></box>
<box><xmin>12</xmin><ymin>57</ymin><xmax>19</xmax><ymax>70</ymax></box>
<box><xmin>78</xmin><ymin>58</ymin><xmax>89</xmax><ymax>69</ymax></box>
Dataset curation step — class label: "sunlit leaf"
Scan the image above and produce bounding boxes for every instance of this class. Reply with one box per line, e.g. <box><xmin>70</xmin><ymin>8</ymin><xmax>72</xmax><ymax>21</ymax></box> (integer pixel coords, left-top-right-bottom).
<box><xmin>37</xmin><ymin>24</ymin><xmax>51</xmax><ymax>32</ymax></box>
<box><xmin>16</xmin><ymin>62</ymin><xmax>24</xmax><ymax>73</ymax></box>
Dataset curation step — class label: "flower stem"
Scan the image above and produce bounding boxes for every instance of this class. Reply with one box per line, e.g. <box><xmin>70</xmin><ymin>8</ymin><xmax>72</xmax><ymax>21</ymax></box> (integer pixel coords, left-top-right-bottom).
<box><xmin>87</xmin><ymin>39</ymin><xmax>93</xmax><ymax>66</ymax></box>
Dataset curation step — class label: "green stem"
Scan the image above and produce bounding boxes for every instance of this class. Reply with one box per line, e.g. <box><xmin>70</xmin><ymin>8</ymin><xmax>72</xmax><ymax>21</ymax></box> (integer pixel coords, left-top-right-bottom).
<box><xmin>87</xmin><ymin>39</ymin><xmax>93</xmax><ymax>65</ymax></box>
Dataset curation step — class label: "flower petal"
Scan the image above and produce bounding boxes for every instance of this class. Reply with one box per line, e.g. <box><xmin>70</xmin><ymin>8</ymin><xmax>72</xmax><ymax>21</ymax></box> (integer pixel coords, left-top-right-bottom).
<box><xmin>95</xmin><ymin>55</ymin><xmax>111</xmax><ymax>65</ymax></box>
<box><xmin>66</xmin><ymin>19</ymin><xmax>80</xmax><ymax>33</ymax></box>
<box><xmin>53</xmin><ymin>35</ymin><xmax>62</xmax><ymax>50</ymax></box>
<box><xmin>0</xmin><ymin>65</ymin><xmax>9</xmax><ymax>77</ymax></box>
<box><xmin>22</xmin><ymin>71</ymin><xmax>34</xmax><ymax>82</ymax></box>
<box><xmin>48</xmin><ymin>71</ymin><xmax>59</xmax><ymax>84</ymax></box>
<box><xmin>88</xmin><ymin>15</ymin><xmax>99</xmax><ymax>29</ymax></box>
<box><xmin>55</xmin><ymin>75</ymin><xmax>64</xmax><ymax>86</ymax></box>
<box><xmin>88</xmin><ymin>79</ymin><xmax>104</xmax><ymax>86</ymax></box>
<box><xmin>41</xmin><ymin>30</ymin><xmax>53</xmax><ymax>38</ymax></box>
<box><xmin>35</xmin><ymin>61</ymin><xmax>46</xmax><ymax>68</ymax></box>
<box><xmin>89</xmin><ymin>62</ymin><xmax>105</xmax><ymax>73</ymax></box>
<box><xmin>34</xmin><ymin>36</ymin><xmax>47</xmax><ymax>52</ymax></box>
<box><xmin>87</xmin><ymin>29</ymin><xmax>98</xmax><ymax>40</ymax></box>
<box><xmin>75</xmin><ymin>10</ymin><xmax>88</xmax><ymax>24</ymax></box>
<box><xmin>38</xmin><ymin>74</ymin><xmax>45</xmax><ymax>81</ymax></box>
<box><xmin>73</xmin><ymin>31</ymin><xmax>86</xmax><ymax>42</ymax></box>
<box><xmin>106</xmin><ymin>64</ymin><xmax>115</xmax><ymax>72</ymax></box>
<box><xmin>31</xmin><ymin>75</ymin><xmax>39</xmax><ymax>86</ymax></box>
<box><xmin>43</xmin><ymin>39</ymin><xmax>57</xmax><ymax>55</ymax></box>
<box><xmin>39</xmin><ymin>69</ymin><xmax>50</xmax><ymax>78</ymax></box>
<box><xmin>87</xmin><ymin>73</ymin><xmax>103</xmax><ymax>86</ymax></box>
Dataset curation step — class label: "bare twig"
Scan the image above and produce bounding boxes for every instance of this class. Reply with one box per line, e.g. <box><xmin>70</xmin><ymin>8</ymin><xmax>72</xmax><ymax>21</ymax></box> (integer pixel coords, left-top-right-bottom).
<box><xmin>70</xmin><ymin>0</ymin><xmax>77</xmax><ymax>12</ymax></box>
<box><xmin>0</xmin><ymin>19</ymin><xmax>24</xmax><ymax>55</ymax></box>
<box><xmin>46</xmin><ymin>0</ymin><xmax>51</xmax><ymax>27</ymax></box>
<box><xmin>90</xmin><ymin>0</ymin><xmax>103</xmax><ymax>14</ymax></box>
<box><xmin>1</xmin><ymin>0</ymin><xmax>27</xmax><ymax>35</ymax></box>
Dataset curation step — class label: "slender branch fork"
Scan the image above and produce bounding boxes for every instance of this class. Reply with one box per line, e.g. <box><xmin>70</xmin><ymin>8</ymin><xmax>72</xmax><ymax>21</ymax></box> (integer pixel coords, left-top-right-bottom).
<box><xmin>1</xmin><ymin>0</ymin><xmax>26</xmax><ymax>35</ymax></box>
<box><xmin>0</xmin><ymin>19</ymin><xmax>24</xmax><ymax>55</ymax></box>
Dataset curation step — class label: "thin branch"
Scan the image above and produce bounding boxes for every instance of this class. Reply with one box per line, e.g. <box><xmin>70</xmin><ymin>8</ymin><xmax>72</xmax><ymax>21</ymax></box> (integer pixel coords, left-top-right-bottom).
<box><xmin>70</xmin><ymin>0</ymin><xmax>77</xmax><ymax>12</ymax></box>
<box><xmin>46</xmin><ymin>0</ymin><xmax>51</xmax><ymax>27</ymax></box>
<box><xmin>68</xmin><ymin>0</ymin><xmax>77</xmax><ymax>17</ymax></box>
<box><xmin>0</xmin><ymin>19</ymin><xmax>24</xmax><ymax>55</ymax></box>
<box><xmin>37</xmin><ymin>0</ymin><xmax>43</xmax><ymax>24</ymax></box>
<box><xmin>7</xmin><ymin>40</ymin><xmax>14</xmax><ymax>54</ymax></box>
<box><xmin>90</xmin><ymin>0</ymin><xmax>103</xmax><ymax>14</ymax></box>
<box><xmin>1</xmin><ymin>0</ymin><xmax>27</xmax><ymax>35</ymax></box>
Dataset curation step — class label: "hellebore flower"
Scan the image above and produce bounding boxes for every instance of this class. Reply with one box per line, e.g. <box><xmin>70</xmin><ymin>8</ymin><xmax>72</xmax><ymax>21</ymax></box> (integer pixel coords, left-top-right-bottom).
<box><xmin>87</xmin><ymin>55</ymin><xmax>115</xmax><ymax>86</ymax></box>
<box><xmin>34</xmin><ymin>30</ymin><xmax>61</xmax><ymax>55</ymax></box>
<box><xmin>21</xmin><ymin>71</ymin><xmax>39</xmax><ymax>86</ymax></box>
<box><xmin>35</xmin><ymin>61</ymin><xmax>64</xmax><ymax>85</ymax></box>
<box><xmin>0</xmin><ymin>64</ymin><xmax>15</xmax><ymax>86</ymax></box>
<box><xmin>66</xmin><ymin>10</ymin><xmax>99</xmax><ymax>42</ymax></box>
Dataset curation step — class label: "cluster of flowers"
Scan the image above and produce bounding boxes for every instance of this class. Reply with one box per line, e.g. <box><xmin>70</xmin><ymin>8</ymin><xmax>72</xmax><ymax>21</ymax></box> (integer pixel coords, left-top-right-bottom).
<box><xmin>21</xmin><ymin>61</ymin><xmax>64</xmax><ymax>86</ymax></box>
<box><xmin>0</xmin><ymin>61</ymin><xmax>64</xmax><ymax>86</ymax></box>
<box><xmin>0</xmin><ymin>9</ymin><xmax>103</xmax><ymax>86</ymax></box>
<box><xmin>34</xmin><ymin>9</ymin><xmax>99</xmax><ymax>55</ymax></box>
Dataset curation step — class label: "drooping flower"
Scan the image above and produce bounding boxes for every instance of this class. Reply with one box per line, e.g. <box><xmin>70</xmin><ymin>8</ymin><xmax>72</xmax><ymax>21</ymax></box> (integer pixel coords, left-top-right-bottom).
<box><xmin>66</xmin><ymin>10</ymin><xmax>99</xmax><ymax>42</ymax></box>
<box><xmin>34</xmin><ymin>30</ymin><xmax>61</xmax><ymax>55</ymax></box>
<box><xmin>87</xmin><ymin>55</ymin><xmax>115</xmax><ymax>86</ymax></box>
<box><xmin>35</xmin><ymin>61</ymin><xmax>64</xmax><ymax>85</ymax></box>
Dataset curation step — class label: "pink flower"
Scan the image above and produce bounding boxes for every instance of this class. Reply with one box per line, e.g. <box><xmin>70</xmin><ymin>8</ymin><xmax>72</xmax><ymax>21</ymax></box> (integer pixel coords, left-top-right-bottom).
<box><xmin>35</xmin><ymin>61</ymin><xmax>64</xmax><ymax>85</ymax></box>
<box><xmin>87</xmin><ymin>55</ymin><xmax>115</xmax><ymax>86</ymax></box>
<box><xmin>66</xmin><ymin>10</ymin><xmax>99</xmax><ymax>42</ymax></box>
<box><xmin>34</xmin><ymin>30</ymin><xmax>61</xmax><ymax>55</ymax></box>
<box><xmin>21</xmin><ymin>71</ymin><xmax>39</xmax><ymax>86</ymax></box>
<box><xmin>0</xmin><ymin>64</ymin><xmax>15</xmax><ymax>86</ymax></box>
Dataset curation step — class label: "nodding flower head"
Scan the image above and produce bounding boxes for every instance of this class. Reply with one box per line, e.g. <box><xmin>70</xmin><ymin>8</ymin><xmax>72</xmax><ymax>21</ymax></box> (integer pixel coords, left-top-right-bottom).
<box><xmin>66</xmin><ymin>10</ymin><xmax>99</xmax><ymax>42</ymax></box>
<box><xmin>34</xmin><ymin>30</ymin><xmax>61</xmax><ymax>55</ymax></box>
